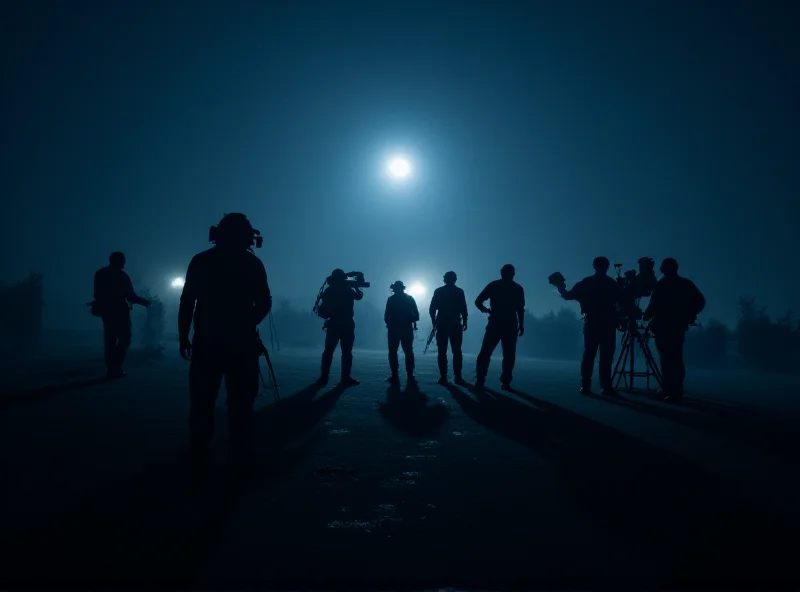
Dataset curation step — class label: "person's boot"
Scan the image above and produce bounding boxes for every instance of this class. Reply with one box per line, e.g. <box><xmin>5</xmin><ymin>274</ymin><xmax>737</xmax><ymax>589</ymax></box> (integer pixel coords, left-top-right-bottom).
<box><xmin>340</xmin><ymin>375</ymin><xmax>360</xmax><ymax>386</ymax></box>
<box><xmin>386</xmin><ymin>373</ymin><xmax>400</xmax><ymax>384</ymax></box>
<box><xmin>660</xmin><ymin>388</ymin><xmax>683</xmax><ymax>402</ymax></box>
<box><xmin>601</xmin><ymin>385</ymin><xmax>618</xmax><ymax>396</ymax></box>
<box><xmin>437</xmin><ymin>375</ymin><xmax>449</xmax><ymax>386</ymax></box>
<box><xmin>579</xmin><ymin>380</ymin><xmax>591</xmax><ymax>395</ymax></box>
<box><xmin>317</xmin><ymin>374</ymin><xmax>329</xmax><ymax>387</ymax></box>
<box><xmin>407</xmin><ymin>373</ymin><xmax>417</xmax><ymax>385</ymax></box>
<box><xmin>190</xmin><ymin>446</ymin><xmax>211</xmax><ymax>490</ymax></box>
<box><xmin>106</xmin><ymin>368</ymin><xmax>126</xmax><ymax>379</ymax></box>
<box><xmin>454</xmin><ymin>372</ymin><xmax>467</xmax><ymax>385</ymax></box>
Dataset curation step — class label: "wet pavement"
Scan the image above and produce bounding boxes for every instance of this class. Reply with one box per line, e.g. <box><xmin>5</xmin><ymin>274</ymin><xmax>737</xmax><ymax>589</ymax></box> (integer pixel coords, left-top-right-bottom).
<box><xmin>2</xmin><ymin>347</ymin><xmax>799</xmax><ymax>587</ymax></box>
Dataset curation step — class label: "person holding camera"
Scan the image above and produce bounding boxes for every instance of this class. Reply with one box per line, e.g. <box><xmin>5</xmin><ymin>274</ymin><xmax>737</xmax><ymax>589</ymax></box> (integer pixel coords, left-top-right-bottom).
<box><xmin>92</xmin><ymin>251</ymin><xmax>151</xmax><ymax>379</ymax></box>
<box><xmin>178</xmin><ymin>213</ymin><xmax>272</xmax><ymax>483</ymax></box>
<box><xmin>429</xmin><ymin>271</ymin><xmax>468</xmax><ymax>385</ymax></box>
<box><xmin>316</xmin><ymin>268</ymin><xmax>364</xmax><ymax>387</ymax></box>
<box><xmin>474</xmin><ymin>264</ymin><xmax>526</xmax><ymax>390</ymax></box>
<box><xmin>552</xmin><ymin>256</ymin><xmax>624</xmax><ymax>395</ymax></box>
<box><xmin>643</xmin><ymin>258</ymin><xmax>706</xmax><ymax>401</ymax></box>
<box><xmin>384</xmin><ymin>281</ymin><xmax>420</xmax><ymax>384</ymax></box>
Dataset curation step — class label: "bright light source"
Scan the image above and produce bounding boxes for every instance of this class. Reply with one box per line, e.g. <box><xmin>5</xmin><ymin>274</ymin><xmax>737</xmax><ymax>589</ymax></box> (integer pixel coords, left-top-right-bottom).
<box><xmin>407</xmin><ymin>282</ymin><xmax>426</xmax><ymax>298</ymax></box>
<box><xmin>387</xmin><ymin>157</ymin><xmax>411</xmax><ymax>179</ymax></box>
<box><xmin>171</xmin><ymin>277</ymin><xmax>185</xmax><ymax>289</ymax></box>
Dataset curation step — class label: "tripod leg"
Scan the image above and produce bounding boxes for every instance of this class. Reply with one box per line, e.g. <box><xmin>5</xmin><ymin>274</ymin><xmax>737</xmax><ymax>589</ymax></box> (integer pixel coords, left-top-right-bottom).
<box><xmin>641</xmin><ymin>339</ymin><xmax>664</xmax><ymax>388</ymax></box>
<box><xmin>613</xmin><ymin>332</ymin><xmax>631</xmax><ymax>391</ymax></box>
<box><xmin>611</xmin><ymin>336</ymin><xmax>625</xmax><ymax>388</ymax></box>
<box><xmin>258</xmin><ymin>367</ymin><xmax>269</xmax><ymax>397</ymax></box>
<box><xmin>263</xmin><ymin>349</ymin><xmax>280</xmax><ymax>400</ymax></box>
<box><xmin>628</xmin><ymin>332</ymin><xmax>638</xmax><ymax>391</ymax></box>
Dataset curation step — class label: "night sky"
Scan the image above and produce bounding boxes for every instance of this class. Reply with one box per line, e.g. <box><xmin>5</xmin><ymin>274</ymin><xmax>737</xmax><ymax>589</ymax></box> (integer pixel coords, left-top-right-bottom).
<box><xmin>2</xmin><ymin>0</ymin><xmax>798</xmax><ymax>329</ymax></box>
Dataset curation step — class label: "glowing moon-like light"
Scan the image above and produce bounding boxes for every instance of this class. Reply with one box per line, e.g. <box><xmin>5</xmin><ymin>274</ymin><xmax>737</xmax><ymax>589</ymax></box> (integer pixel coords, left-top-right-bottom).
<box><xmin>171</xmin><ymin>277</ymin><xmax>185</xmax><ymax>289</ymax></box>
<box><xmin>407</xmin><ymin>282</ymin><xmax>426</xmax><ymax>298</ymax></box>
<box><xmin>388</xmin><ymin>157</ymin><xmax>411</xmax><ymax>179</ymax></box>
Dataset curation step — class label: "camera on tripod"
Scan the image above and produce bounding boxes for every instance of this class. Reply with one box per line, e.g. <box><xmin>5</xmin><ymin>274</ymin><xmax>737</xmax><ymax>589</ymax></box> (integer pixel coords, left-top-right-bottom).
<box><xmin>614</xmin><ymin>257</ymin><xmax>657</xmax><ymax>331</ymax></box>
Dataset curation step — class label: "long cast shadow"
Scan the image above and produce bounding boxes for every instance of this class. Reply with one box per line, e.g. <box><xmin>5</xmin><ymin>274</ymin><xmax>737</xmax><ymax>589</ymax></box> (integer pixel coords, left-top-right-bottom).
<box><xmin>446</xmin><ymin>383</ymin><xmax>800</xmax><ymax>581</ymax></box>
<box><xmin>2</xmin><ymin>380</ymin><xmax>352</xmax><ymax>586</ymax></box>
<box><xmin>623</xmin><ymin>387</ymin><xmax>791</xmax><ymax>420</ymax></box>
<box><xmin>378</xmin><ymin>381</ymin><xmax>450</xmax><ymax>438</ymax></box>
<box><xmin>172</xmin><ymin>381</ymin><xmax>352</xmax><ymax>580</ymax></box>
<box><xmin>0</xmin><ymin>376</ymin><xmax>111</xmax><ymax>411</ymax></box>
<box><xmin>581</xmin><ymin>390</ymin><xmax>800</xmax><ymax>462</ymax></box>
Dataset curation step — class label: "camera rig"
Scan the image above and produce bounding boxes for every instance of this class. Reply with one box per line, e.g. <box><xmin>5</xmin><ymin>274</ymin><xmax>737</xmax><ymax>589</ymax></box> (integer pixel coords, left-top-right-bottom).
<box><xmin>611</xmin><ymin>257</ymin><xmax>662</xmax><ymax>391</ymax></box>
<box><xmin>312</xmin><ymin>271</ymin><xmax>370</xmax><ymax>318</ymax></box>
<box><xmin>613</xmin><ymin>257</ymin><xmax>657</xmax><ymax>332</ymax></box>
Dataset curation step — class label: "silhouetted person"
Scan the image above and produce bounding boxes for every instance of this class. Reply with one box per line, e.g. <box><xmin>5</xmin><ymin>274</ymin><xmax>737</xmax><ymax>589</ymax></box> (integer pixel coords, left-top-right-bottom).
<box><xmin>643</xmin><ymin>258</ymin><xmax>706</xmax><ymax>401</ymax></box>
<box><xmin>316</xmin><ymin>268</ymin><xmax>364</xmax><ymax>386</ymax></box>
<box><xmin>429</xmin><ymin>270</ymin><xmax>468</xmax><ymax>385</ymax></box>
<box><xmin>178</xmin><ymin>213</ymin><xmax>272</xmax><ymax>482</ymax></box>
<box><xmin>475</xmin><ymin>264</ymin><xmax>525</xmax><ymax>390</ymax></box>
<box><xmin>93</xmin><ymin>251</ymin><xmax>151</xmax><ymax>378</ymax></box>
<box><xmin>384</xmin><ymin>280</ymin><xmax>420</xmax><ymax>384</ymax></box>
<box><xmin>555</xmin><ymin>256</ymin><xmax>624</xmax><ymax>395</ymax></box>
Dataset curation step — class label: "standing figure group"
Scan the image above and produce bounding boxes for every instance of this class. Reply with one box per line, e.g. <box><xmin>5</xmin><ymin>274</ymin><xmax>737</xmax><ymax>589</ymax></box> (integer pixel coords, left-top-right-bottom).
<box><xmin>554</xmin><ymin>256</ymin><xmax>705</xmax><ymax>401</ymax></box>
<box><xmin>368</xmin><ymin>264</ymin><xmax>526</xmax><ymax>390</ymax></box>
<box><xmin>91</xmin><ymin>212</ymin><xmax>705</xmax><ymax>483</ymax></box>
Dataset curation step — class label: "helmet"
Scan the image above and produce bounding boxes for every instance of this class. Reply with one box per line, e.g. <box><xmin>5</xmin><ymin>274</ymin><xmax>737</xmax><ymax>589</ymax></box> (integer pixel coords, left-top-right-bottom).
<box><xmin>330</xmin><ymin>268</ymin><xmax>347</xmax><ymax>282</ymax></box>
<box><xmin>443</xmin><ymin>271</ymin><xmax>457</xmax><ymax>284</ymax></box>
<box><xmin>390</xmin><ymin>280</ymin><xmax>406</xmax><ymax>292</ymax></box>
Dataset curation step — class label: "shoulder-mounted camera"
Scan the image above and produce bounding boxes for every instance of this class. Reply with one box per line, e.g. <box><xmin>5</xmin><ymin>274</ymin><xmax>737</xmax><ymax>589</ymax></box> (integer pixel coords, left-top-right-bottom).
<box><xmin>343</xmin><ymin>271</ymin><xmax>370</xmax><ymax>289</ymax></box>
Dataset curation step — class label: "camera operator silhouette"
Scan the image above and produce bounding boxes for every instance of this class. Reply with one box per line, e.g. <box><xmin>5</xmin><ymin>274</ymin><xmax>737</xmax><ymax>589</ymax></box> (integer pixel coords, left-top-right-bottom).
<box><xmin>429</xmin><ymin>271</ymin><xmax>468</xmax><ymax>385</ymax></box>
<box><xmin>178</xmin><ymin>213</ymin><xmax>272</xmax><ymax>484</ymax></box>
<box><xmin>384</xmin><ymin>280</ymin><xmax>420</xmax><ymax>385</ymax></box>
<box><xmin>92</xmin><ymin>251</ymin><xmax>151</xmax><ymax>379</ymax></box>
<box><xmin>316</xmin><ymin>269</ymin><xmax>364</xmax><ymax>387</ymax></box>
<box><xmin>553</xmin><ymin>256</ymin><xmax>624</xmax><ymax>396</ymax></box>
<box><xmin>643</xmin><ymin>257</ymin><xmax>706</xmax><ymax>402</ymax></box>
<box><xmin>474</xmin><ymin>264</ymin><xmax>525</xmax><ymax>390</ymax></box>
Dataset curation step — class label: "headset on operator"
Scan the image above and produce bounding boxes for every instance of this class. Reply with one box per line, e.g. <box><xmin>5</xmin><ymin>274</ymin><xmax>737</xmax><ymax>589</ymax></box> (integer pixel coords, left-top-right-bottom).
<box><xmin>206</xmin><ymin>213</ymin><xmax>280</xmax><ymax>399</ymax></box>
<box><xmin>208</xmin><ymin>213</ymin><xmax>264</xmax><ymax>251</ymax></box>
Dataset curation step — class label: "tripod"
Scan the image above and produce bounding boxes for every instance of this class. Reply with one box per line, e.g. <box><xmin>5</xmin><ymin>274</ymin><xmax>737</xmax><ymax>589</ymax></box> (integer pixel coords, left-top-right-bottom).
<box><xmin>612</xmin><ymin>321</ymin><xmax>663</xmax><ymax>392</ymax></box>
<box><xmin>256</xmin><ymin>330</ymin><xmax>280</xmax><ymax>401</ymax></box>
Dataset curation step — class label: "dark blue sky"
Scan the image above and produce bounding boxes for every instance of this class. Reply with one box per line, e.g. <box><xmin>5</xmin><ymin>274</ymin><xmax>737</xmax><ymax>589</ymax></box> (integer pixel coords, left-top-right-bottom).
<box><xmin>2</xmin><ymin>0</ymin><xmax>798</xmax><ymax>328</ymax></box>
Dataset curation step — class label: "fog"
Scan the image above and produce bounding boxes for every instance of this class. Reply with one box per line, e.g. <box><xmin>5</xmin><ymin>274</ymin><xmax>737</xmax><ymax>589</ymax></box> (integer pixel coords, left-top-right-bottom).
<box><xmin>2</xmin><ymin>1</ymin><xmax>798</xmax><ymax>362</ymax></box>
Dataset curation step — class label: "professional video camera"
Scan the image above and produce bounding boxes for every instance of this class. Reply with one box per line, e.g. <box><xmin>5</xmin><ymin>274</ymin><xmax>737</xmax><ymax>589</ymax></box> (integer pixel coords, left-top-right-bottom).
<box><xmin>343</xmin><ymin>271</ymin><xmax>370</xmax><ymax>289</ymax></box>
<box><xmin>614</xmin><ymin>257</ymin><xmax>658</xmax><ymax>331</ymax></box>
<box><xmin>312</xmin><ymin>271</ymin><xmax>370</xmax><ymax>318</ymax></box>
<box><xmin>208</xmin><ymin>214</ymin><xmax>264</xmax><ymax>249</ymax></box>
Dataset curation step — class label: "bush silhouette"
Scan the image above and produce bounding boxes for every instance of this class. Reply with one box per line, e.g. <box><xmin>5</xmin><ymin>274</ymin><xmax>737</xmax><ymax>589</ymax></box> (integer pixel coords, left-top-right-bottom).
<box><xmin>0</xmin><ymin>272</ymin><xmax>44</xmax><ymax>354</ymax></box>
<box><xmin>735</xmin><ymin>297</ymin><xmax>797</xmax><ymax>372</ymax></box>
<box><xmin>134</xmin><ymin>287</ymin><xmax>165</xmax><ymax>352</ymax></box>
<box><xmin>684</xmin><ymin>319</ymin><xmax>731</xmax><ymax>368</ymax></box>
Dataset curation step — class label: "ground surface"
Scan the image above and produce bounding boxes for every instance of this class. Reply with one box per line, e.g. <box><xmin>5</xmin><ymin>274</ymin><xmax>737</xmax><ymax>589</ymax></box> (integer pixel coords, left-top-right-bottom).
<box><xmin>2</xmin><ymin>344</ymin><xmax>800</xmax><ymax>588</ymax></box>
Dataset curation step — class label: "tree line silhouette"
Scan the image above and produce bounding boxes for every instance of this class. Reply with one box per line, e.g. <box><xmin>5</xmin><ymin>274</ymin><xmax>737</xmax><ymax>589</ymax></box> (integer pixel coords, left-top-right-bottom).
<box><xmin>266</xmin><ymin>296</ymin><xmax>800</xmax><ymax>373</ymax></box>
<box><xmin>1</xmin><ymin>274</ymin><xmax>798</xmax><ymax>373</ymax></box>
